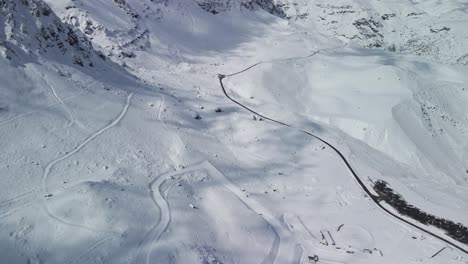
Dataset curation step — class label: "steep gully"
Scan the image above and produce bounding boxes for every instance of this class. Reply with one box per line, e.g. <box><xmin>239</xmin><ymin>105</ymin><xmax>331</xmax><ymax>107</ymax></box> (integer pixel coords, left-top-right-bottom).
<box><xmin>217</xmin><ymin>51</ymin><xmax>468</xmax><ymax>256</ymax></box>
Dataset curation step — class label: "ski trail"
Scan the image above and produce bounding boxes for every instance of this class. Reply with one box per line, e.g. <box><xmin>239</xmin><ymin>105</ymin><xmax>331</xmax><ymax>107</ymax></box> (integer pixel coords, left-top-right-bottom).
<box><xmin>0</xmin><ymin>113</ymin><xmax>28</xmax><ymax>127</ymax></box>
<box><xmin>40</xmin><ymin>92</ymin><xmax>134</xmax><ymax>233</ymax></box>
<box><xmin>146</xmin><ymin>181</ymin><xmax>177</xmax><ymax>264</ymax></box>
<box><xmin>69</xmin><ymin>237</ymin><xmax>112</xmax><ymax>264</ymax></box>
<box><xmin>134</xmin><ymin>93</ymin><xmax>190</xmax><ymax>263</ymax></box>
<box><xmin>297</xmin><ymin>216</ymin><xmax>320</xmax><ymax>242</ymax></box>
<box><xmin>157</xmin><ymin>94</ymin><xmax>168</xmax><ymax>130</ymax></box>
<box><xmin>206</xmin><ymin>161</ymin><xmax>295</xmax><ymax>263</ymax></box>
<box><xmin>45</xmin><ymin>77</ymin><xmax>86</xmax><ymax>130</ymax></box>
<box><xmin>261</xmin><ymin>231</ymin><xmax>281</xmax><ymax>264</ymax></box>
<box><xmin>293</xmin><ymin>244</ymin><xmax>305</xmax><ymax>264</ymax></box>
<box><xmin>0</xmin><ymin>202</ymin><xmax>33</xmax><ymax>220</ymax></box>
<box><xmin>133</xmin><ymin>171</ymin><xmax>179</xmax><ymax>264</ymax></box>
<box><xmin>0</xmin><ymin>179</ymin><xmax>115</xmax><ymax>221</ymax></box>
<box><xmin>0</xmin><ymin>189</ymin><xmax>36</xmax><ymax>207</ymax></box>
<box><xmin>30</xmin><ymin>66</ymin><xmax>85</xmax><ymax>129</ymax></box>
<box><xmin>0</xmin><ymin>92</ymin><xmax>86</xmax><ymax>129</ymax></box>
<box><xmin>0</xmin><ymin>190</ymin><xmax>38</xmax><ymax>220</ymax></box>
<box><xmin>155</xmin><ymin>93</ymin><xmax>188</xmax><ymax>171</ymax></box>
<box><xmin>283</xmin><ymin>213</ymin><xmax>321</xmax><ymax>245</ymax></box>
<box><xmin>135</xmin><ymin>161</ymin><xmax>298</xmax><ymax>264</ymax></box>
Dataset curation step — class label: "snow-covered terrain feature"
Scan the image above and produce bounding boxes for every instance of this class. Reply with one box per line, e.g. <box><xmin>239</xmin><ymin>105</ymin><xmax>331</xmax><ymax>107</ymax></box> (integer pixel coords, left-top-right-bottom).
<box><xmin>1</xmin><ymin>0</ymin><xmax>468</xmax><ymax>263</ymax></box>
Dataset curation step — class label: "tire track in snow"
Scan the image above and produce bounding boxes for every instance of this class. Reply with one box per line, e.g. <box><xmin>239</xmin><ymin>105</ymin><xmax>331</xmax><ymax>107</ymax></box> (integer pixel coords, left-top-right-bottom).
<box><xmin>218</xmin><ymin>52</ymin><xmax>468</xmax><ymax>255</ymax></box>
<box><xmin>133</xmin><ymin>167</ymin><xmax>180</xmax><ymax>264</ymax></box>
<box><xmin>133</xmin><ymin>93</ymin><xmax>194</xmax><ymax>263</ymax></box>
<box><xmin>135</xmin><ymin>161</ymin><xmax>310</xmax><ymax>264</ymax></box>
<box><xmin>206</xmin><ymin>161</ymin><xmax>294</xmax><ymax>263</ymax></box>
<box><xmin>40</xmin><ymin>92</ymin><xmax>134</xmax><ymax>233</ymax></box>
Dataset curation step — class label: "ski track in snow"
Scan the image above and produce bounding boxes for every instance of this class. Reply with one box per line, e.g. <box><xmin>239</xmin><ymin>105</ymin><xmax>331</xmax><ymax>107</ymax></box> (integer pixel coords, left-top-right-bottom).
<box><xmin>0</xmin><ymin>179</ymin><xmax>116</xmax><ymax>221</ymax></box>
<box><xmin>44</xmin><ymin>76</ymin><xmax>87</xmax><ymax>130</ymax></box>
<box><xmin>205</xmin><ymin>162</ymin><xmax>292</xmax><ymax>264</ymax></box>
<box><xmin>0</xmin><ymin>92</ymin><xmax>85</xmax><ymax>128</ymax></box>
<box><xmin>294</xmin><ymin>244</ymin><xmax>305</xmax><ymax>264</ymax></box>
<box><xmin>132</xmin><ymin>168</ymin><xmax>176</xmax><ymax>264</ymax></box>
<box><xmin>133</xmin><ymin>93</ymin><xmax>192</xmax><ymax>264</ymax></box>
<box><xmin>0</xmin><ymin>189</ymin><xmax>36</xmax><ymax>207</ymax></box>
<box><xmin>0</xmin><ymin>113</ymin><xmax>29</xmax><ymax>127</ymax></box>
<box><xmin>157</xmin><ymin>94</ymin><xmax>169</xmax><ymax>130</ymax></box>
<box><xmin>69</xmin><ymin>237</ymin><xmax>113</xmax><ymax>264</ymax></box>
<box><xmin>134</xmin><ymin>161</ymin><xmax>327</xmax><ymax>264</ymax></box>
<box><xmin>38</xmin><ymin>91</ymin><xmax>134</xmax><ymax>233</ymax></box>
<box><xmin>0</xmin><ymin>192</ymin><xmax>37</xmax><ymax>220</ymax></box>
<box><xmin>297</xmin><ymin>216</ymin><xmax>320</xmax><ymax>242</ymax></box>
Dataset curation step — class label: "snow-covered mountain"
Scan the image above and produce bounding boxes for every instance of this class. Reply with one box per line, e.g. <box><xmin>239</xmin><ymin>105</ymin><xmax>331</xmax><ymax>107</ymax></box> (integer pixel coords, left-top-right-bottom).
<box><xmin>40</xmin><ymin>0</ymin><xmax>468</xmax><ymax>65</ymax></box>
<box><xmin>1</xmin><ymin>0</ymin><xmax>468</xmax><ymax>263</ymax></box>
<box><xmin>196</xmin><ymin>0</ymin><xmax>468</xmax><ymax>64</ymax></box>
<box><xmin>0</xmin><ymin>0</ymin><xmax>99</xmax><ymax>66</ymax></box>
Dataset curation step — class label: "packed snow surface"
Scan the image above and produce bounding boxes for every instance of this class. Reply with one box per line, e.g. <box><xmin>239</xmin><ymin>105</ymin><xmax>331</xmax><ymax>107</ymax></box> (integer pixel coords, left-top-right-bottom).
<box><xmin>1</xmin><ymin>0</ymin><xmax>468</xmax><ymax>263</ymax></box>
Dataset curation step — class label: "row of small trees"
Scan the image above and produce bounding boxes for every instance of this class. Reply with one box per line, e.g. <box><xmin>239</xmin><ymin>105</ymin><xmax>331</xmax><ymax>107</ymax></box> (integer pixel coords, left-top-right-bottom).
<box><xmin>374</xmin><ymin>180</ymin><xmax>468</xmax><ymax>244</ymax></box>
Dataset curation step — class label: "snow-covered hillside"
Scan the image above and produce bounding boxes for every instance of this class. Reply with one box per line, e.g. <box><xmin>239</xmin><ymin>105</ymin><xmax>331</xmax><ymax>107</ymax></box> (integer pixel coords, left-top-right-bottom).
<box><xmin>288</xmin><ymin>0</ymin><xmax>468</xmax><ymax>65</ymax></box>
<box><xmin>1</xmin><ymin>0</ymin><xmax>468</xmax><ymax>263</ymax></box>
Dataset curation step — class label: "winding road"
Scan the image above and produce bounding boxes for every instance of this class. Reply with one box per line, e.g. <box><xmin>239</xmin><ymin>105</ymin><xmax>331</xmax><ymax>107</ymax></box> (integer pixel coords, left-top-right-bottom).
<box><xmin>217</xmin><ymin>52</ymin><xmax>468</xmax><ymax>256</ymax></box>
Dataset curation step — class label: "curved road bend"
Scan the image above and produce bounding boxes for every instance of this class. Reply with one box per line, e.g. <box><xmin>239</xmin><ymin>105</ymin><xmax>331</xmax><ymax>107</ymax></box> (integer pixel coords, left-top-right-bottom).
<box><xmin>217</xmin><ymin>57</ymin><xmax>468</xmax><ymax>255</ymax></box>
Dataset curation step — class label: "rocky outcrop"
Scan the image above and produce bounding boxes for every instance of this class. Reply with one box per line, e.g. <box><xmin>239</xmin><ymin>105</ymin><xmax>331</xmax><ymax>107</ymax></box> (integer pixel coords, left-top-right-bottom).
<box><xmin>352</xmin><ymin>17</ymin><xmax>383</xmax><ymax>48</ymax></box>
<box><xmin>195</xmin><ymin>0</ymin><xmax>232</xmax><ymax>14</ymax></box>
<box><xmin>241</xmin><ymin>0</ymin><xmax>287</xmax><ymax>18</ymax></box>
<box><xmin>0</xmin><ymin>0</ymin><xmax>95</xmax><ymax>66</ymax></box>
<box><xmin>195</xmin><ymin>0</ymin><xmax>287</xmax><ymax>17</ymax></box>
<box><xmin>37</xmin><ymin>0</ymin><xmax>467</xmax><ymax>66</ymax></box>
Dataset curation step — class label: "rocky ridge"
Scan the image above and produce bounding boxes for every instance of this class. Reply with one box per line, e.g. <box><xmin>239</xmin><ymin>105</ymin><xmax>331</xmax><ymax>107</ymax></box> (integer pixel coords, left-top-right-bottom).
<box><xmin>0</xmin><ymin>0</ymin><xmax>97</xmax><ymax>66</ymax></box>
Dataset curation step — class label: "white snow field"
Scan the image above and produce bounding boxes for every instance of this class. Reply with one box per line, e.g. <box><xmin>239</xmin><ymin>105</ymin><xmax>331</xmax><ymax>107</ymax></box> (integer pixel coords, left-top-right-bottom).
<box><xmin>1</xmin><ymin>0</ymin><xmax>468</xmax><ymax>263</ymax></box>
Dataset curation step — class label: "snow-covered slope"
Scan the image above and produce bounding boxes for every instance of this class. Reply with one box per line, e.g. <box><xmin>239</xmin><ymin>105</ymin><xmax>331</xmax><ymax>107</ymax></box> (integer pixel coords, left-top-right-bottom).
<box><xmin>288</xmin><ymin>0</ymin><xmax>468</xmax><ymax>65</ymax></box>
<box><xmin>225</xmin><ymin>46</ymin><xmax>468</xmax><ymax>225</ymax></box>
<box><xmin>1</xmin><ymin>0</ymin><xmax>468</xmax><ymax>263</ymax></box>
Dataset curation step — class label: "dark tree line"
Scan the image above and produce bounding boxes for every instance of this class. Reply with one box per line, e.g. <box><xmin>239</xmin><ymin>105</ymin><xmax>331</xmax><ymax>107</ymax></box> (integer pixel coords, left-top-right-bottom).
<box><xmin>374</xmin><ymin>180</ymin><xmax>468</xmax><ymax>244</ymax></box>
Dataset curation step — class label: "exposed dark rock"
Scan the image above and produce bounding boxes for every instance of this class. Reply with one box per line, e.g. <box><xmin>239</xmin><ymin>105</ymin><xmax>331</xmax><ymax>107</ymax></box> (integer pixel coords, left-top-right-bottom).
<box><xmin>0</xmin><ymin>0</ymin><xmax>95</xmax><ymax>66</ymax></box>
<box><xmin>241</xmin><ymin>0</ymin><xmax>287</xmax><ymax>18</ymax></box>
<box><xmin>381</xmin><ymin>13</ymin><xmax>396</xmax><ymax>20</ymax></box>
<box><xmin>430</xmin><ymin>26</ymin><xmax>450</xmax><ymax>33</ymax></box>
<box><xmin>353</xmin><ymin>17</ymin><xmax>384</xmax><ymax>47</ymax></box>
<box><xmin>195</xmin><ymin>0</ymin><xmax>287</xmax><ymax>18</ymax></box>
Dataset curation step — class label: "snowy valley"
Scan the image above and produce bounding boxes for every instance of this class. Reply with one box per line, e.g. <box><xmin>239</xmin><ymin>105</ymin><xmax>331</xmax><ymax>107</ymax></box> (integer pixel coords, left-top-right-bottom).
<box><xmin>1</xmin><ymin>0</ymin><xmax>468</xmax><ymax>263</ymax></box>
